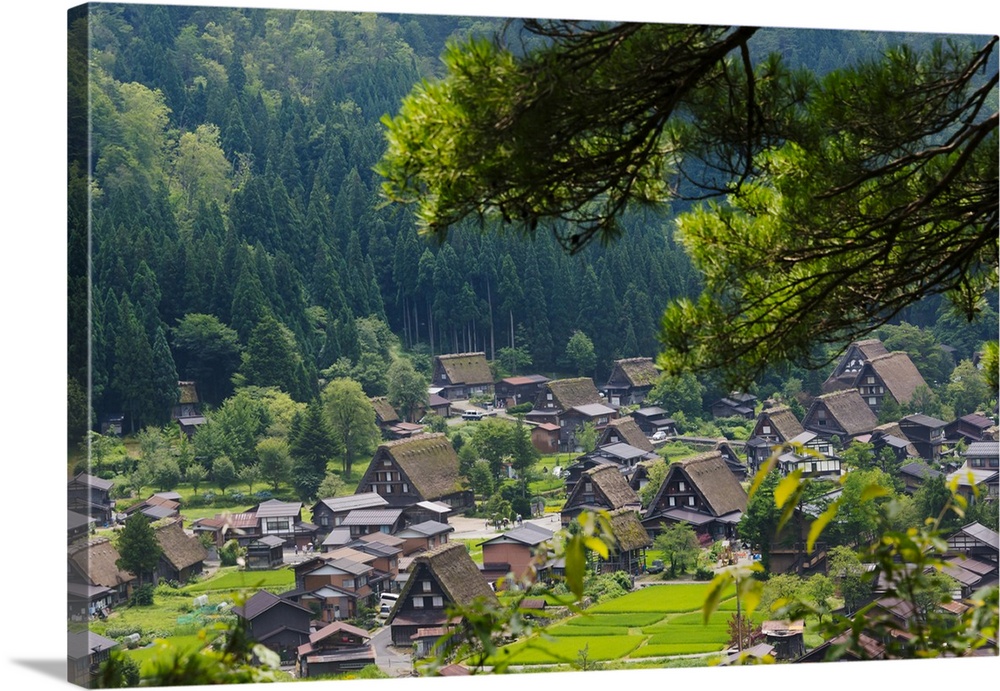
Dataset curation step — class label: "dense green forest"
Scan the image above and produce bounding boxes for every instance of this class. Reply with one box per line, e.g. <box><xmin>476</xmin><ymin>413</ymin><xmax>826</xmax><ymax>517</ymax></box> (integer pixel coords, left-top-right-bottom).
<box><xmin>67</xmin><ymin>4</ymin><xmax>997</xmax><ymax>438</ymax></box>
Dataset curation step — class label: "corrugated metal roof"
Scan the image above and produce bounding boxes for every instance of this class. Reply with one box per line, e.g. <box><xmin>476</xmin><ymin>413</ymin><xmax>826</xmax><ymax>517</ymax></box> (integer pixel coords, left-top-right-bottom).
<box><xmin>256</xmin><ymin>499</ymin><xmax>302</xmax><ymax>517</ymax></box>
<box><xmin>339</xmin><ymin>508</ymin><xmax>404</xmax><ymax>526</ymax></box>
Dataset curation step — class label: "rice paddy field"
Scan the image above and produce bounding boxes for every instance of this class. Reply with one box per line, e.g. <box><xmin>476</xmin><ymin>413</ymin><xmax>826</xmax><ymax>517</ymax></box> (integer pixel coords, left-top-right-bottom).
<box><xmin>487</xmin><ymin>583</ymin><xmax>739</xmax><ymax>667</ymax></box>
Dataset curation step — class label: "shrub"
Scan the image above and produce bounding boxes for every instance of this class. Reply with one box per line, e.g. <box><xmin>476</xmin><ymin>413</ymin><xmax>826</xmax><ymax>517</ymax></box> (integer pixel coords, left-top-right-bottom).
<box><xmin>254</xmin><ymin>490</ymin><xmax>273</xmax><ymax>501</ymax></box>
<box><xmin>507</xmin><ymin>402</ymin><xmax>533</xmax><ymax>415</ymax></box>
<box><xmin>129</xmin><ymin>584</ymin><xmax>155</xmax><ymax>607</ymax></box>
<box><xmin>694</xmin><ymin>565</ymin><xmax>715</xmax><ymax>581</ymax></box>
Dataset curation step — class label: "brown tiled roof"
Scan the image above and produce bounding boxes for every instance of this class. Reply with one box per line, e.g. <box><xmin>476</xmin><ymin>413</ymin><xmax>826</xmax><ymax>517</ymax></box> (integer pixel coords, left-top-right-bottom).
<box><xmin>68</xmin><ymin>538</ymin><xmax>135</xmax><ymax>589</ymax></box>
<box><xmin>371</xmin><ymin>397</ymin><xmax>400</xmax><ymax>424</ymax></box>
<box><xmin>400</xmin><ymin>542</ymin><xmax>498</xmax><ymax>612</ymax></box>
<box><xmin>608</xmin><ymin>508</ymin><xmax>652</xmax><ymax>551</ymax></box>
<box><xmin>380</xmin><ymin>434</ymin><xmax>465</xmax><ymax>501</ymax></box>
<box><xmin>546</xmin><ymin>378</ymin><xmax>602</xmax><ymax>410</ymax></box>
<box><xmin>436</xmin><ymin>352</ymin><xmax>493</xmax><ymax>386</ymax></box>
<box><xmin>613</xmin><ymin>358</ymin><xmax>660</xmax><ymax>388</ymax></box>
<box><xmin>861</xmin><ymin>352</ymin><xmax>928</xmax><ymax>404</ymax></box>
<box><xmin>814</xmin><ymin>389</ymin><xmax>878</xmax><ymax>436</ymax></box>
<box><xmin>601</xmin><ymin>417</ymin><xmax>654</xmax><ymax>452</ymax></box>
<box><xmin>154</xmin><ymin>519</ymin><xmax>208</xmax><ymax>571</ymax></box>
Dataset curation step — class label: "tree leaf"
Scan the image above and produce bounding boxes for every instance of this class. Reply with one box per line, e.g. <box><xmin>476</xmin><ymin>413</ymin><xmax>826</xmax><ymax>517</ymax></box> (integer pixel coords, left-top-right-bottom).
<box><xmin>807</xmin><ymin>498</ymin><xmax>841</xmax><ymax>553</ymax></box>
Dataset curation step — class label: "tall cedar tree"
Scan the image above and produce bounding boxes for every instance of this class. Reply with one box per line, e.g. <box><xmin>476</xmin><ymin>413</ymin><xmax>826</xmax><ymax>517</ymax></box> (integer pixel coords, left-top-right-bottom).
<box><xmin>115</xmin><ymin>514</ymin><xmax>163</xmax><ymax>587</ymax></box>
<box><xmin>289</xmin><ymin>401</ymin><xmax>340</xmax><ymax>501</ymax></box>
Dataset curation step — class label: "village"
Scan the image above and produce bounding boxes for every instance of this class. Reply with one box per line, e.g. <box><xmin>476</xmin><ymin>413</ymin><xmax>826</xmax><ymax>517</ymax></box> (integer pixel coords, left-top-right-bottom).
<box><xmin>68</xmin><ymin>342</ymin><xmax>999</xmax><ymax>685</ymax></box>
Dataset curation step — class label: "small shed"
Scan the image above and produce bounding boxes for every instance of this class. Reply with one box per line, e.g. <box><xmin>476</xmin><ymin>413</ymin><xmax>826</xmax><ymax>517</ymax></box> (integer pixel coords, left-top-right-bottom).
<box><xmin>247</xmin><ymin>535</ymin><xmax>285</xmax><ymax>570</ymax></box>
<box><xmin>761</xmin><ymin>620</ymin><xmax>806</xmax><ymax>660</ymax></box>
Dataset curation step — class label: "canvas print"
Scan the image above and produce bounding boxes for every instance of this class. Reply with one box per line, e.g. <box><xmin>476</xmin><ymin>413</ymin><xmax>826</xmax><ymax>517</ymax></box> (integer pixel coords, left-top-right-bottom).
<box><xmin>66</xmin><ymin>1</ymin><xmax>999</xmax><ymax>688</ymax></box>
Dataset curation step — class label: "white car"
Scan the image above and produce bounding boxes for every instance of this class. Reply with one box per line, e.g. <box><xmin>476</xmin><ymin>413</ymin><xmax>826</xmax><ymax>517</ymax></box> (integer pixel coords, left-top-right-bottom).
<box><xmin>651</xmin><ymin>430</ymin><xmax>667</xmax><ymax>441</ymax></box>
<box><xmin>461</xmin><ymin>409</ymin><xmax>485</xmax><ymax>421</ymax></box>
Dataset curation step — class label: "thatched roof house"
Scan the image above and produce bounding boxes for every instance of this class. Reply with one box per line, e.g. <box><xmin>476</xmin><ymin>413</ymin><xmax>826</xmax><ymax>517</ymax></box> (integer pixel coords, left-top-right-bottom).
<box><xmin>603</xmin><ymin>357</ymin><xmax>660</xmax><ymax>406</ymax></box>
<box><xmin>802</xmin><ymin>389</ymin><xmax>879</xmax><ymax>441</ymax></box>
<box><xmin>371</xmin><ymin>397</ymin><xmax>400</xmax><ymax>426</ymax></box>
<box><xmin>533</xmin><ymin>377</ymin><xmax>603</xmax><ymax>412</ymax></box>
<box><xmin>154</xmin><ymin>519</ymin><xmax>208</xmax><ymax>583</ymax></box>
<box><xmin>356</xmin><ymin>433</ymin><xmax>473</xmax><ymax>511</ymax></box>
<box><xmin>599</xmin><ymin>416</ymin><xmax>655</xmax><ymax>452</ymax></box>
<box><xmin>561</xmin><ymin>464</ymin><xmax>642</xmax><ymax>525</ymax></box>
<box><xmin>386</xmin><ymin>541</ymin><xmax>499</xmax><ymax>647</ymax></box>
<box><xmin>432</xmin><ymin>352</ymin><xmax>494</xmax><ymax>400</ymax></box>
<box><xmin>68</xmin><ymin>537</ymin><xmax>135</xmax><ymax>594</ymax></box>
<box><xmin>855</xmin><ymin>351</ymin><xmax>928</xmax><ymax>412</ymax></box>
<box><xmin>597</xmin><ymin>507</ymin><xmax>652</xmax><ymax>576</ymax></box>
<box><xmin>643</xmin><ymin>451</ymin><xmax>748</xmax><ymax>540</ymax></box>
<box><xmin>822</xmin><ymin>338</ymin><xmax>891</xmax><ymax>392</ymax></box>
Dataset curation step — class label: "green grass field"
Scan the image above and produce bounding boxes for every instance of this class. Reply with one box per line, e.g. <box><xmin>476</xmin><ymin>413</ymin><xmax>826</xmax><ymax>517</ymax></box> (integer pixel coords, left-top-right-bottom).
<box><xmin>183</xmin><ymin>568</ymin><xmax>295</xmax><ymax>593</ymax></box>
<box><xmin>587</xmin><ymin>583</ymin><xmax>733</xmax><ymax>613</ymax></box>
<box><xmin>489</xmin><ymin>635</ymin><xmax>646</xmax><ymax>665</ymax></box>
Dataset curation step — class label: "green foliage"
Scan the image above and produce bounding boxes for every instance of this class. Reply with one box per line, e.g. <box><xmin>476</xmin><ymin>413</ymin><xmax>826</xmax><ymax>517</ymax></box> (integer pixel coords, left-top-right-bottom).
<box><xmin>115</xmin><ymin>514</ymin><xmax>163</xmax><ymax>587</ymax></box>
<box><xmin>647</xmin><ymin>372</ymin><xmax>706</xmax><ymax>421</ymax></box>
<box><xmin>653</xmin><ymin>522</ymin><xmax>701</xmax><ymax>577</ymax></box>
<box><xmin>387</xmin><ymin>357</ymin><xmax>428</xmax><ymax>422</ymax></box>
<box><xmin>562</xmin><ymin>330</ymin><xmax>597</xmax><ymax>377</ymax></box>
<box><xmin>129</xmin><ymin>583</ymin><xmax>156</xmax><ymax>607</ymax></box>
<box><xmin>321</xmin><ymin>378</ymin><xmax>381</xmax><ymax>478</ymax></box>
<box><xmin>211</xmin><ymin>456</ymin><xmax>237</xmax><ymax>495</ymax></box>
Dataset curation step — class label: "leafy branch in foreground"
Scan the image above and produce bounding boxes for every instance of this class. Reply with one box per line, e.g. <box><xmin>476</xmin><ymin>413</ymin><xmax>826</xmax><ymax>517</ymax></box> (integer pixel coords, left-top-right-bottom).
<box><xmin>417</xmin><ymin>509</ymin><xmax>617</xmax><ymax>674</ymax></box>
<box><xmin>378</xmin><ymin>21</ymin><xmax>997</xmax><ymax>388</ymax></box>
<box><xmin>704</xmin><ymin>446</ymin><xmax>999</xmax><ymax>663</ymax></box>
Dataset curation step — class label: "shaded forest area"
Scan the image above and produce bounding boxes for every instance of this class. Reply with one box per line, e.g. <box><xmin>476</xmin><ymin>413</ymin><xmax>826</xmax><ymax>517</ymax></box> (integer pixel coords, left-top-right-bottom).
<box><xmin>67</xmin><ymin>5</ymin><xmax>997</xmax><ymax>438</ymax></box>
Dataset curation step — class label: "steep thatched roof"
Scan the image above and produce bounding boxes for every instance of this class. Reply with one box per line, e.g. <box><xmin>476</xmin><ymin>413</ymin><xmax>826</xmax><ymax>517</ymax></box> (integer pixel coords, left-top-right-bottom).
<box><xmin>404</xmin><ymin>542</ymin><xmax>498</xmax><ymax>610</ymax></box>
<box><xmin>608</xmin><ymin>508</ymin><xmax>652</xmax><ymax>551</ymax></box>
<box><xmin>600</xmin><ymin>417</ymin><xmax>654</xmax><ymax>452</ymax></box>
<box><xmin>435</xmin><ymin>352</ymin><xmax>493</xmax><ymax>386</ymax></box>
<box><xmin>178</xmin><ymin>381</ymin><xmax>199</xmax><ymax>404</ymax></box>
<box><xmin>861</xmin><ymin>352</ymin><xmax>928</xmax><ymax>404</ymax></box>
<box><xmin>379</xmin><ymin>433</ymin><xmax>465</xmax><ymax>500</ymax></box>
<box><xmin>567</xmin><ymin>464</ymin><xmax>641</xmax><ymax>512</ymax></box>
<box><xmin>810</xmin><ymin>389</ymin><xmax>878</xmax><ymax>436</ymax></box>
<box><xmin>154</xmin><ymin>519</ymin><xmax>208</xmax><ymax>571</ymax></box>
<box><xmin>371</xmin><ymin>397</ymin><xmax>400</xmax><ymax>424</ymax></box>
<box><xmin>649</xmin><ymin>452</ymin><xmax>748</xmax><ymax>518</ymax></box>
<box><xmin>612</xmin><ymin>358</ymin><xmax>660</xmax><ymax>388</ymax></box>
<box><xmin>760</xmin><ymin>405</ymin><xmax>804</xmax><ymax>441</ymax></box>
<box><xmin>68</xmin><ymin>538</ymin><xmax>135</xmax><ymax>589</ymax></box>
<box><xmin>545</xmin><ymin>378</ymin><xmax>602</xmax><ymax>410</ymax></box>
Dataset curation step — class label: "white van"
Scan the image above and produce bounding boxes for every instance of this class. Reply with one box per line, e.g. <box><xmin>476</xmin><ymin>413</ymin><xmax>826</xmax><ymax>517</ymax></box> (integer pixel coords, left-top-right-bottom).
<box><xmin>461</xmin><ymin>409</ymin><xmax>485</xmax><ymax>421</ymax></box>
<box><xmin>379</xmin><ymin>592</ymin><xmax>399</xmax><ymax>608</ymax></box>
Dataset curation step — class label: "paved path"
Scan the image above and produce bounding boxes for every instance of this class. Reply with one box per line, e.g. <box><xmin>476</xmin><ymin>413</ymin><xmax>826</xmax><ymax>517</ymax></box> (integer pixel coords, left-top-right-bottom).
<box><xmin>447</xmin><ymin>511</ymin><xmax>562</xmax><ymax>540</ymax></box>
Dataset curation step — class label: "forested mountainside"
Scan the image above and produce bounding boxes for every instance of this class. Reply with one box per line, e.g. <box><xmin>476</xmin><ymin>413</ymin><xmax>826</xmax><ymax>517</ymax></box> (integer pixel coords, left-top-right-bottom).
<box><xmin>67</xmin><ymin>4</ymin><xmax>997</xmax><ymax>436</ymax></box>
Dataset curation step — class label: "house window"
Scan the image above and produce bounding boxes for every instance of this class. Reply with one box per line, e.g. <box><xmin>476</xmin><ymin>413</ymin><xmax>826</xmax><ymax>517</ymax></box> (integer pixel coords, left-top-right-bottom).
<box><xmin>971</xmin><ymin>458</ymin><xmax>983</xmax><ymax>467</ymax></box>
<box><xmin>668</xmin><ymin>497</ymin><xmax>676</xmax><ymax>507</ymax></box>
<box><xmin>762</xmin><ymin>426</ymin><xmax>771</xmax><ymax>435</ymax></box>
<box><xmin>344</xmin><ymin>579</ymin><xmax>355</xmax><ymax>589</ymax></box>
<box><xmin>413</xmin><ymin>597</ymin><xmax>424</xmax><ymax>608</ymax></box>
<box><xmin>402</xmin><ymin>483</ymin><xmax>409</xmax><ymax>493</ymax></box>
<box><xmin>688</xmin><ymin>496</ymin><xmax>696</xmax><ymax>506</ymax></box>
<box><xmin>547</xmin><ymin>393</ymin><xmax>553</xmax><ymax>401</ymax></box>
<box><xmin>385</xmin><ymin>484</ymin><xmax>393</xmax><ymax>493</ymax></box>
<box><xmin>867</xmin><ymin>376</ymin><xmax>875</xmax><ymax>384</ymax></box>
<box><xmin>380</xmin><ymin>526</ymin><xmax>391</xmax><ymax>533</ymax></box>
<box><xmin>432</xmin><ymin>596</ymin><xmax>443</xmax><ymax>608</ymax></box>
<box><xmin>383</xmin><ymin>459</ymin><xmax>391</xmax><ymax>467</ymax></box>
<box><xmin>320</xmin><ymin>516</ymin><xmax>329</xmax><ymax>527</ymax></box>
<box><xmin>422</xmin><ymin>581</ymin><xmax>432</xmax><ymax>592</ymax></box>
<box><xmin>869</xmin><ymin>397</ymin><xmax>877</xmax><ymax>405</ymax></box>
<box><xmin>265</xmin><ymin>518</ymin><xmax>289</xmax><ymax>532</ymax></box>
<box><xmin>678</xmin><ymin>481</ymin><xmax>685</xmax><ymax>492</ymax></box>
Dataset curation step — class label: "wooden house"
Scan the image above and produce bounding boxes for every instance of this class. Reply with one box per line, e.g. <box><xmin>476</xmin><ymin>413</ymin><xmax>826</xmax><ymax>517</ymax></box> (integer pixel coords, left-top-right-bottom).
<box><xmin>589</xmin><ymin>442</ymin><xmax>658</xmax><ymax>474</ymax></box>
<box><xmin>529</xmin><ymin>377</ymin><xmax>603</xmax><ymax>415</ymax></box>
<box><xmin>558</xmin><ymin>403</ymin><xmax>619</xmax><ymax>451</ymax></box>
<box><xmin>170</xmin><ymin>381</ymin><xmax>201</xmax><ymax>420</ymax></box>
<box><xmin>68</xmin><ymin>509</ymin><xmax>95</xmax><ymax>545</ymax></box>
<box><xmin>745</xmin><ymin>405</ymin><xmax>805</xmax><ymax>472</ymax></box>
<box><xmin>371</xmin><ymin>396</ymin><xmax>401</xmax><ymax>431</ymax></box>
<box><xmin>946</xmin><ymin>440</ymin><xmax>999</xmax><ymax>502</ymax></box>
<box><xmin>67</xmin><ymin>538</ymin><xmax>135</xmax><ymax>619</ymax></box>
<box><xmin>356</xmin><ymin>434</ymin><xmax>474</xmax><ymax>512</ymax></box>
<box><xmin>190</xmin><ymin>510</ymin><xmax>259</xmax><ymax>547</ymax></box>
<box><xmin>761</xmin><ymin>620</ymin><xmax>806</xmax><ymax>660</ymax></box>
<box><xmin>403</xmin><ymin>500</ymin><xmax>453</xmax><ymax>526</ymax></box>
<box><xmin>495</xmin><ymin>374</ymin><xmax>551</xmax><ymax>407</ymax></box>
<box><xmin>945</xmin><ymin>522</ymin><xmax>999</xmax><ymax>565</ymax></box>
<box><xmin>629</xmin><ymin>407</ymin><xmax>678</xmax><ymax>437</ymax></box>
<box><xmin>153</xmin><ymin>519</ymin><xmax>208</xmax><ymax>583</ymax></box>
<box><xmin>234</xmin><ymin>590</ymin><xmax>312</xmax><ymax>663</ymax></box>
<box><xmin>417</xmin><ymin>392</ymin><xmax>452</xmax><ymax>420</ymax></box>
<box><xmin>561</xmin><ymin>464</ymin><xmax>643</xmax><ymax>526</ymax></box>
<box><xmin>67</xmin><ymin>473</ymin><xmax>115</xmax><ymax>527</ymax></box>
<box><xmin>338</xmin><ymin>508</ymin><xmax>406</xmax><ymax>538</ymax></box>
<box><xmin>296</xmin><ymin>621</ymin><xmax>375</xmax><ymax>678</ymax></box>
<box><xmin>124</xmin><ymin>494</ymin><xmax>180</xmax><ymax>522</ymax></box>
<box><xmin>715</xmin><ymin>439</ymin><xmax>750</xmax><ymax>481</ymax></box>
<box><xmin>642</xmin><ymin>451</ymin><xmax>748</xmax><ymax>541</ymax></box>
<box><xmin>898</xmin><ymin>413</ymin><xmax>949</xmax><ymax>462</ymax></box>
<box><xmin>898</xmin><ymin>461</ymin><xmax>944</xmax><ymax>494</ymax></box>
<box><xmin>853</xmin><ymin>351</ymin><xmax>929</xmax><ymax>415</ymax></box>
<box><xmin>866</xmin><ymin>422</ymin><xmax>920</xmax><ymax>463</ymax></box>
<box><xmin>946</xmin><ymin>413</ymin><xmax>996</xmax><ymax>444</ymax></box>
<box><xmin>67</xmin><ymin>630</ymin><xmax>119</xmax><ymax>688</ymax></box>
<box><xmin>802</xmin><ymin>389</ymin><xmax>878</xmax><ymax>443</ymax></box>
<box><xmin>394</xmin><ymin>520</ymin><xmax>455</xmax><ymax>556</ymax></box>
<box><xmin>386</xmin><ymin>542</ymin><xmax>499</xmax><ymax>648</ymax></box>
<box><xmin>598</xmin><ymin>416</ymin><xmax>655</xmax><ymax>453</ymax></box>
<box><xmin>479</xmin><ymin>523</ymin><xmax>554</xmax><ymax>583</ymax></box>
<box><xmin>311</xmin><ymin>492</ymin><xmax>389</xmax><ymax>539</ymax></box>
<box><xmin>254</xmin><ymin>499</ymin><xmax>317</xmax><ymax>549</ymax></box>
<box><xmin>246</xmin><ymin>535</ymin><xmax>285</xmax><ymax>570</ymax></box>
<box><xmin>288</xmin><ymin>556</ymin><xmax>376</xmax><ymax>622</ymax></box>
<box><xmin>711</xmin><ymin>392</ymin><xmax>758</xmax><ymax>420</ymax></box>
<box><xmin>529</xmin><ymin>422</ymin><xmax>561</xmax><ymax>453</ymax></box>
<box><xmin>432</xmin><ymin>352</ymin><xmax>494</xmax><ymax>400</ymax></box>
<box><xmin>602</xmin><ymin>357</ymin><xmax>660</xmax><ymax>406</ymax></box>
<box><xmin>822</xmin><ymin>338</ymin><xmax>891</xmax><ymax>393</ymax></box>
<box><xmin>598</xmin><ymin>508</ymin><xmax>652</xmax><ymax>576</ymax></box>
<box><xmin>348</xmin><ymin>534</ymin><xmax>403</xmax><ymax>594</ymax></box>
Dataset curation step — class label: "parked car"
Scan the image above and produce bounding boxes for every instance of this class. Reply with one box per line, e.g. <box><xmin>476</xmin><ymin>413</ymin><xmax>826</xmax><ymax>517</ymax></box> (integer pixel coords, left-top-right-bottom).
<box><xmin>461</xmin><ymin>409</ymin><xmax>485</xmax><ymax>421</ymax></box>
<box><xmin>651</xmin><ymin>430</ymin><xmax>667</xmax><ymax>441</ymax></box>
<box><xmin>647</xmin><ymin>559</ymin><xmax>664</xmax><ymax>574</ymax></box>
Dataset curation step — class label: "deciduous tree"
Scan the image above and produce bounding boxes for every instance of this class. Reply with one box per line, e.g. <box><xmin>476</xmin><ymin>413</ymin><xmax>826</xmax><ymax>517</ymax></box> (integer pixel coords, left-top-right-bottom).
<box><xmin>116</xmin><ymin>514</ymin><xmax>163</xmax><ymax>587</ymax></box>
<box><xmin>320</xmin><ymin>378</ymin><xmax>380</xmax><ymax>479</ymax></box>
